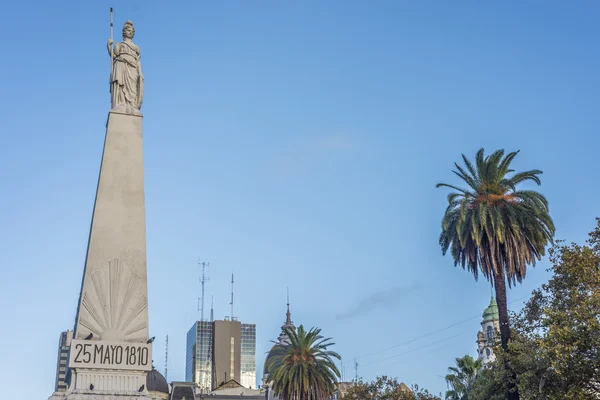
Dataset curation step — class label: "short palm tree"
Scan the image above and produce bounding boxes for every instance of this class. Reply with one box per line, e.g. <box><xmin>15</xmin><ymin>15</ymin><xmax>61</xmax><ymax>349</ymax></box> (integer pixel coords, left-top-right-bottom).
<box><xmin>265</xmin><ymin>325</ymin><xmax>341</xmax><ymax>400</ymax></box>
<box><xmin>437</xmin><ymin>148</ymin><xmax>555</xmax><ymax>400</ymax></box>
<box><xmin>445</xmin><ymin>355</ymin><xmax>482</xmax><ymax>400</ymax></box>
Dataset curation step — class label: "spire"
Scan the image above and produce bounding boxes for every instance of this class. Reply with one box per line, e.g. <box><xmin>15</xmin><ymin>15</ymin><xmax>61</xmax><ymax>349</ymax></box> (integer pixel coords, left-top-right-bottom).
<box><xmin>277</xmin><ymin>288</ymin><xmax>295</xmax><ymax>344</ymax></box>
<box><xmin>285</xmin><ymin>287</ymin><xmax>292</xmax><ymax>325</ymax></box>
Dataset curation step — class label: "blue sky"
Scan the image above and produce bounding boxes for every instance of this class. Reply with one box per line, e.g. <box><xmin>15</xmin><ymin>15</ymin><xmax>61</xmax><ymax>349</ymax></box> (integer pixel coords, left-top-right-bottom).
<box><xmin>1</xmin><ymin>1</ymin><xmax>599</xmax><ymax>397</ymax></box>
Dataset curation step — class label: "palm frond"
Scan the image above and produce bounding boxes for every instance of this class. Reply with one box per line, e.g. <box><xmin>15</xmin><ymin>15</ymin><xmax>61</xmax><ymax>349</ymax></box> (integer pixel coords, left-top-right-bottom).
<box><xmin>266</xmin><ymin>324</ymin><xmax>340</xmax><ymax>400</ymax></box>
<box><xmin>437</xmin><ymin>148</ymin><xmax>555</xmax><ymax>372</ymax></box>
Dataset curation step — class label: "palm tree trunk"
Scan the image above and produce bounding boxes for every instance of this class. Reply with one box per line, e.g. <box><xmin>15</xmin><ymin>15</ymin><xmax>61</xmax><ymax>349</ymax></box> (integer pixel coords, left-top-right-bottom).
<box><xmin>493</xmin><ymin>269</ymin><xmax>520</xmax><ymax>400</ymax></box>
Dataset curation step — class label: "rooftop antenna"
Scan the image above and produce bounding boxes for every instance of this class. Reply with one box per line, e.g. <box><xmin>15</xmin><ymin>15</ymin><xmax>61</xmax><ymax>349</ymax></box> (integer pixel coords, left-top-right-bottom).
<box><xmin>208</xmin><ymin>295</ymin><xmax>215</xmax><ymax>391</ymax></box>
<box><xmin>230</xmin><ymin>273</ymin><xmax>234</xmax><ymax>320</ymax></box>
<box><xmin>286</xmin><ymin>287</ymin><xmax>292</xmax><ymax>324</ymax></box>
<box><xmin>164</xmin><ymin>335</ymin><xmax>169</xmax><ymax>380</ymax></box>
<box><xmin>198</xmin><ymin>260</ymin><xmax>210</xmax><ymax>321</ymax></box>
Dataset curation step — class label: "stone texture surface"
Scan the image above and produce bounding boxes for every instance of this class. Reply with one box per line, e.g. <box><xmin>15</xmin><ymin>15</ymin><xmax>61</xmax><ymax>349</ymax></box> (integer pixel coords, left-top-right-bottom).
<box><xmin>73</xmin><ymin>110</ymin><xmax>148</xmax><ymax>344</ymax></box>
<box><xmin>50</xmin><ymin>110</ymin><xmax>152</xmax><ymax>400</ymax></box>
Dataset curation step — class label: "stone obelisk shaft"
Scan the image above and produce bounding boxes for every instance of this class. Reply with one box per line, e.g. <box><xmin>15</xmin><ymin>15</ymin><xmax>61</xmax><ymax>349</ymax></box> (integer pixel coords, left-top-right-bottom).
<box><xmin>74</xmin><ymin>111</ymin><xmax>148</xmax><ymax>344</ymax></box>
<box><xmin>53</xmin><ymin>111</ymin><xmax>153</xmax><ymax>399</ymax></box>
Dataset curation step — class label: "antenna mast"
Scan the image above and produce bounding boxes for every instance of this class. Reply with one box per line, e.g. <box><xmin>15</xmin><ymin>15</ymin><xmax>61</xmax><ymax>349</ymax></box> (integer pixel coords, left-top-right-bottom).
<box><xmin>198</xmin><ymin>260</ymin><xmax>210</xmax><ymax>321</ymax></box>
<box><xmin>230</xmin><ymin>273</ymin><xmax>234</xmax><ymax>319</ymax></box>
<box><xmin>354</xmin><ymin>357</ymin><xmax>359</xmax><ymax>382</ymax></box>
<box><xmin>208</xmin><ymin>295</ymin><xmax>215</xmax><ymax>391</ymax></box>
<box><xmin>198</xmin><ymin>260</ymin><xmax>210</xmax><ymax>392</ymax></box>
<box><xmin>164</xmin><ymin>335</ymin><xmax>169</xmax><ymax>380</ymax></box>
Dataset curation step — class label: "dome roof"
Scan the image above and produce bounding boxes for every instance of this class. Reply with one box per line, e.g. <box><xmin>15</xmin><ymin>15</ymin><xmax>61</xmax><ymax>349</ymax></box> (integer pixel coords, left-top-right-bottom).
<box><xmin>482</xmin><ymin>297</ymin><xmax>499</xmax><ymax>322</ymax></box>
<box><xmin>264</xmin><ymin>347</ymin><xmax>274</xmax><ymax>375</ymax></box>
<box><xmin>263</xmin><ymin>345</ymin><xmax>283</xmax><ymax>375</ymax></box>
<box><xmin>147</xmin><ymin>368</ymin><xmax>169</xmax><ymax>394</ymax></box>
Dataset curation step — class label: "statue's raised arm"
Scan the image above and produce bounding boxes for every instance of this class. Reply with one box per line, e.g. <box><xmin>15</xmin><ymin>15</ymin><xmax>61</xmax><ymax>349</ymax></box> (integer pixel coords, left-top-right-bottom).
<box><xmin>107</xmin><ymin>38</ymin><xmax>114</xmax><ymax>57</ymax></box>
<box><xmin>108</xmin><ymin>20</ymin><xmax>144</xmax><ymax>115</ymax></box>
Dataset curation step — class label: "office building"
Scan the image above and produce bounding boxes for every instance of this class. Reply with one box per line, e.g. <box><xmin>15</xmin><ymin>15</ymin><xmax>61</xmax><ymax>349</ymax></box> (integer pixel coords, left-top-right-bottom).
<box><xmin>213</xmin><ymin>320</ymin><xmax>242</xmax><ymax>385</ymax></box>
<box><xmin>240</xmin><ymin>323</ymin><xmax>256</xmax><ymax>390</ymax></box>
<box><xmin>186</xmin><ymin>319</ymin><xmax>256</xmax><ymax>392</ymax></box>
<box><xmin>54</xmin><ymin>330</ymin><xmax>73</xmax><ymax>392</ymax></box>
<box><xmin>186</xmin><ymin>321</ymin><xmax>214</xmax><ymax>392</ymax></box>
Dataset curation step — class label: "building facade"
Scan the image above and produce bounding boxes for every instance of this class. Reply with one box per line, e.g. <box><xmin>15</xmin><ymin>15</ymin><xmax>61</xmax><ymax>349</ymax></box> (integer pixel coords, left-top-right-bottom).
<box><xmin>186</xmin><ymin>320</ymin><xmax>256</xmax><ymax>392</ymax></box>
<box><xmin>200</xmin><ymin>379</ymin><xmax>264</xmax><ymax>399</ymax></box>
<box><xmin>328</xmin><ymin>382</ymin><xmax>354</xmax><ymax>400</ymax></box>
<box><xmin>214</xmin><ymin>320</ymin><xmax>242</xmax><ymax>386</ymax></box>
<box><xmin>240</xmin><ymin>323</ymin><xmax>257</xmax><ymax>389</ymax></box>
<box><xmin>476</xmin><ymin>296</ymin><xmax>500</xmax><ymax>365</ymax></box>
<box><xmin>54</xmin><ymin>330</ymin><xmax>73</xmax><ymax>392</ymax></box>
<box><xmin>186</xmin><ymin>321</ymin><xmax>214</xmax><ymax>393</ymax></box>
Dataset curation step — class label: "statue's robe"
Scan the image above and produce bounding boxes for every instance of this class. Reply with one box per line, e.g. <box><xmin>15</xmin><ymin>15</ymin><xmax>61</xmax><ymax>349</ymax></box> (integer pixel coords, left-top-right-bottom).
<box><xmin>110</xmin><ymin>41</ymin><xmax>144</xmax><ymax>110</ymax></box>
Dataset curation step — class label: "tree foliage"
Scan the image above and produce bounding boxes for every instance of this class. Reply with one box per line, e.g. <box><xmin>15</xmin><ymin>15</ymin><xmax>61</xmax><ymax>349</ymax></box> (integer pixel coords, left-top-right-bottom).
<box><xmin>444</xmin><ymin>355</ymin><xmax>483</xmax><ymax>399</ymax></box>
<box><xmin>437</xmin><ymin>148</ymin><xmax>555</xmax><ymax>399</ymax></box>
<box><xmin>437</xmin><ymin>148</ymin><xmax>554</xmax><ymax>287</ymax></box>
<box><xmin>468</xmin><ymin>218</ymin><xmax>600</xmax><ymax>399</ymax></box>
<box><xmin>340</xmin><ymin>376</ymin><xmax>442</xmax><ymax>400</ymax></box>
<box><xmin>516</xmin><ymin>218</ymin><xmax>600</xmax><ymax>398</ymax></box>
<box><xmin>265</xmin><ymin>325</ymin><xmax>341</xmax><ymax>400</ymax></box>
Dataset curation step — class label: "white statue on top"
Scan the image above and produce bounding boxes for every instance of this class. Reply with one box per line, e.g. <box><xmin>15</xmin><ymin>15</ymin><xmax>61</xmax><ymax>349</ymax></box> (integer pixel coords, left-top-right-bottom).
<box><xmin>107</xmin><ymin>20</ymin><xmax>144</xmax><ymax>114</ymax></box>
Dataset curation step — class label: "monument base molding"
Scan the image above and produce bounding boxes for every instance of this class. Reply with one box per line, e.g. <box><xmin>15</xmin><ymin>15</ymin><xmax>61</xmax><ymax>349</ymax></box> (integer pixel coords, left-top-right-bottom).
<box><xmin>49</xmin><ymin>393</ymin><xmax>152</xmax><ymax>400</ymax></box>
<box><xmin>48</xmin><ymin>368</ymin><xmax>153</xmax><ymax>400</ymax></box>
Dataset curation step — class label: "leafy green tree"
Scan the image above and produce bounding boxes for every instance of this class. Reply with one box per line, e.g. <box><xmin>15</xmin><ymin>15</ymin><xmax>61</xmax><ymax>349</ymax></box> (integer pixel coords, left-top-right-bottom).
<box><xmin>265</xmin><ymin>325</ymin><xmax>341</xmax><ymax>400</ymax></box>
<box><xmin>437</xmin><ymin>148</ymin><xmax>555</xmax><ymax>399</ymax></box>
<box><xmin>513</xmin><ymin>218</ymin><xmax>600</xmax><ymax>399</ymax></box>
<box><xmin>468</xmin><ymin>363</ymin><xmax>506</xmax><ymax>400</ymax></box>
<box><xmin>340</xmin><ymin>376</ymin><xmax>412</xmax><ymax>399</ymax></box>
<box><xmin>340</xmin><ymin>376</ymin><xmax>441</xmax><ymax>400</ymax></box>
<box><xmin>444</xmin><ymin>355</ymin><xmax>482</xmax><ymax>399</ymax></box>
<box><xmin>470</xmin><ymin>218</ymin><xmax>600</xmax><ymax>400</ymax></box>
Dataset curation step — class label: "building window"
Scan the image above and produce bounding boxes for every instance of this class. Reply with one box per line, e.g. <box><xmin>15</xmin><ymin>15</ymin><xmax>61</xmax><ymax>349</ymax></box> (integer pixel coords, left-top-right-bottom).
<box><xmin>486</xmin><ymin>326</ymin><xmax>494</xmax><ymax>341</ymax></box>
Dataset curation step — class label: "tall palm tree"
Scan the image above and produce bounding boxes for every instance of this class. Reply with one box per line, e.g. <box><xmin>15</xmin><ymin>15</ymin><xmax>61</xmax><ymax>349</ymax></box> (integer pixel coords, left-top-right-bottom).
<box><xmin>265</xmin><ymin>325</ymin><xmax>341</xmax><ymax>400</ymax></box>
<box><xmin>444</xmin><ymin>355</ymin><xmax>482</xmax><ymax>400</ymax></box>
<box><xmin>437</xmin><ymin>148</ymin><xmax>555</xmax><ymax>400</ymax></box>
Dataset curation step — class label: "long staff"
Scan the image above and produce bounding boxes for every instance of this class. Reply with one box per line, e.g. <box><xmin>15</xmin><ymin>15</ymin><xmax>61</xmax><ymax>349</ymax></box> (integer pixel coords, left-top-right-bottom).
<box><xmin>110</xmin><ymin>8</ymin><xmax>114</xmax><ymax>72</ymax></box>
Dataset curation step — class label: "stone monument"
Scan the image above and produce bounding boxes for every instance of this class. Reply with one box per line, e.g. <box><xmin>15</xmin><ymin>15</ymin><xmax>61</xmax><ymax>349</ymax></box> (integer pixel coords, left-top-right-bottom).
<box><xmin>49</xmin><ymin>17</ymin><xmax>153</xmax><ymax>400</ymax></box>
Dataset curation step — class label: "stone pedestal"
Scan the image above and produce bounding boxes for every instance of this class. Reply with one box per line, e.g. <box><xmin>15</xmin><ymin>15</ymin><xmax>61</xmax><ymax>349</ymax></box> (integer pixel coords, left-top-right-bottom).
<box><xmin>49</xmin><ymin>110</ymin><xmax>152</xmax><ymax>399</ymax></box>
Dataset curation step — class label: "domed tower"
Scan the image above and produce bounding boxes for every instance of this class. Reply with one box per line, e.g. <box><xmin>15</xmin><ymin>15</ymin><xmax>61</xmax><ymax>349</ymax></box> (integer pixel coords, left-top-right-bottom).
<box><xmin>476</xmin><ymin>296</ymin><xmax>500</xmax><ymax>365</ymax></box>
<box><xmin>146</xmin><ymin>368</ymin><xmax>169</xmax><ymax>400</ymax></box>
<box><xmin>263</xmin><ymin>295</ymin><xmax>296</xmax><ymax>400</ymax></box>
